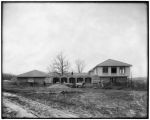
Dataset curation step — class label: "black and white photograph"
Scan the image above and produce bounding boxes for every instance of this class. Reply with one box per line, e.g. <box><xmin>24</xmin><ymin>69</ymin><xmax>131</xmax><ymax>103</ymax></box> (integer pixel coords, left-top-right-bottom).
<box><xmin>2</xmin><ymin>1</ymin><xmax>148</xmax><ymax>118</ymax></box>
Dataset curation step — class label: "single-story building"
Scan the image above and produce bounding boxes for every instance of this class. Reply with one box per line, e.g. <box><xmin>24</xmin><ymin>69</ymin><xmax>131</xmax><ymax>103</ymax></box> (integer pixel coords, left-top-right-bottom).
<box><xmin>17</xmin><ymin>59</ymin><xmax>132</xmax><ymax>86</ymax></box>
<box><xmin>17</xmin><ymin>70</ymin><xmax>50</xmax><ymax>86</ymax></box>
<box><xmin>17</xmin><ymin>70</ymin><xmax>99</xmax><ymax>86</ymax></box>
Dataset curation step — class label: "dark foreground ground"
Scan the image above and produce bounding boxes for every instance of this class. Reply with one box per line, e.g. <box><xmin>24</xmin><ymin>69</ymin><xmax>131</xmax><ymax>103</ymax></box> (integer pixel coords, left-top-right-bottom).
<box><xmin>2</xmin><ymin>82</ymin><xmax>148</xmax><ymax>118</ymax></box>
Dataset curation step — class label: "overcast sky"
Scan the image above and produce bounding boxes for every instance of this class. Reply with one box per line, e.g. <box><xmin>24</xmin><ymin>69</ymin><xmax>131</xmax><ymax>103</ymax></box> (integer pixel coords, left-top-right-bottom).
<box><xmin>3</xmin><ymin>3</ymin><xmax>147</xmax><ymax>77</ymax></box>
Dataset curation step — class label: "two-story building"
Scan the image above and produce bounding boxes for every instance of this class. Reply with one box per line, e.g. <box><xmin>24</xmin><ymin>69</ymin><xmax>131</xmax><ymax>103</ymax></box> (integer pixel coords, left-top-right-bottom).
<box><xmin>16</xmin><ymin>59</ymin><xmax>132</xmax><ymax>86</ymax></box>
<box><xmin>89</xmin><ymin>59</ymin><xmax>132</xmax><ymax>84</ymax></box>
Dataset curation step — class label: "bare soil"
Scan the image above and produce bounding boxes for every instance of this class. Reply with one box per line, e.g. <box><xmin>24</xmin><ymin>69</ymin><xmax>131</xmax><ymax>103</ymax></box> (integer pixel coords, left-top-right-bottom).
<box><xmin>2</xmin><ymin>83</ymin><xmax>148</xmax><ymax>118</ymax></box>
<box><xmin>3</xmin><ymin>92</ymin><xmax>78</xmax><ymax>118</ymax></box>
<box><xmin>3</xmin><ymin>98</ymin><xmax>36</xmax><ymax>118</ymax></box>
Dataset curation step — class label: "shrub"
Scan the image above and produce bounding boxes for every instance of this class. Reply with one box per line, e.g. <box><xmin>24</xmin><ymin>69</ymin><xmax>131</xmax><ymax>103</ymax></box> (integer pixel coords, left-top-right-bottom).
<box><xmin>131</xmin><ymin>80</ymin><xmax>147</xmax><ymax>91</ymax></box>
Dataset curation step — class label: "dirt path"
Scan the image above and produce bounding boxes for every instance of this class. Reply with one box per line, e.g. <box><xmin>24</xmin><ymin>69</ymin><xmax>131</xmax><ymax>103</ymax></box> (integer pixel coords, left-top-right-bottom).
<box><xmin>3</xmin><ymin>99</ymin><xmax>37</xmax><ymax>118</ymax></box>
<box><xmin>3</xmin><ymin>92</ymin><xmax>78</xmax><ymax>118</ymax></box>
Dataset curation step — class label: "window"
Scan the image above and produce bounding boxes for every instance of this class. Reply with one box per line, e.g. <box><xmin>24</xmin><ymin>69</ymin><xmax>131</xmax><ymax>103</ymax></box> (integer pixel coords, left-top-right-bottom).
<box><xmin>120</xmin><ymin>67</ymin><xmax>125</xmax><ymax>74</ymax></box>
<box><xmin>111</xmin><ymin>67</ymin><xmax>117</xmax><ymax>73</ymax></box>
<box><xmin>28</xmin><ymin>78</ymin><xmax>34</xmax><ymax>83</ymax></box>
<box><xmin>103</xmin><ymin>67</ymin><xmax>108</xmax><ymax>73</ymax></box>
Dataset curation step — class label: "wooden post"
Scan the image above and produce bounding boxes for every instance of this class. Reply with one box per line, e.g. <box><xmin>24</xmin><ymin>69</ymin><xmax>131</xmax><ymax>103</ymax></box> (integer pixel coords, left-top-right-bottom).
<box><xmin>126</xmin><ymin>77</ymin><xmax>128</xmax><ymax>88</ymax></box>
<box><xmin>59</xmin><ymin>77</ymin><xmax>61</xmax><ymax>83</ymax></box>
<box><xmin>83</xmin><ymin>77</ymin><xmax>85</xmax><ymax>83</ymax></box>
<box><xmin>75</xmin><ymin>77</ymin><xmax>77</xmax><ymax>87</ymax></box>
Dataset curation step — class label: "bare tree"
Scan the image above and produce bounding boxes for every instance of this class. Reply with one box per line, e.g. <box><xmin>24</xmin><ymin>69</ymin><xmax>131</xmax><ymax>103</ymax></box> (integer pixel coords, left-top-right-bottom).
<box><xmin>75</xmin><ymin>59</ymin><xmax>85</xmax><ymax>73</ymax></box>
<box><xmin>48</xmin><ymin>52</ymin><xmax>70</xmax><ymax>76</ymax></box>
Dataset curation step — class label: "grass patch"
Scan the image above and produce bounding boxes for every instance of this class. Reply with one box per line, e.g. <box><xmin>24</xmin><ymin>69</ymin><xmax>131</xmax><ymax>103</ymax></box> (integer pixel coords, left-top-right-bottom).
<box><xmin>2</xmin><ymin>83</ymin><xmax>148</xmax><ymax>118</ymax></box>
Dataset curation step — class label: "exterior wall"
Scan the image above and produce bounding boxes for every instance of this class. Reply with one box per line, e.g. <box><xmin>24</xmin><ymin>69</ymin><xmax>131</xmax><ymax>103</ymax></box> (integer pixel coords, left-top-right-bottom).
<box><xmin>92</xmin><ymin>78</ymin><xmax>100</xmax><ymax>83</ymax></box>
<box><xmin>108</xmin><ymin>67</ymin><xmax>111</xmax><ymax>75</ymax></box>
<box><xmin>34</xmin><ymin>78</ymin><xmax>45</xmax><ymax>84</ymax></box>
<box><xmin>17</xmin><ymin>78</ymin><xmax>28</xmax><ymax>83</ymax></box>
<box><xmin>100</xmin><ymin>77</ymin><xmax>110</xmax><ymax>83</ymax></box>
<box><xmin>97</xmin><ymin>67</ymin><xmax>102</xmax><ymax>75</ymax></box>
<box><xmin>51</xmin><ymin>76</ymin><xmax>94</xmax><ymax>84</ymax></box>
<box><xmin>17</xmin><ymin>77</ymin><xmax>47</xmax><ymax>85</ymax></box>
<box><xmin>116</xmin><ymin>77</ymin><xmax>127</xmax><ymax>83</ymax></box>
<box><xmin>115</xmin><ymin>77</ymin><xmax>128</xmax><ymax>86</ymax></box>
<box><xmin>17</xmin><ymin>78</ymin><xmax>29</xmax><ymax>85</ymax></box>
<box><xmin>92</xmin><ymin>66</ymin><xmax>130</xmax><ymax>77</ymax></box>
<box><xmin>91</xmin><ymin>76</ymin><xmax>100</xmax><ymax>83</ymax></box>
<box><xmin>89</xmin><ymin>71</ymin><xmax>92</xmax><ymax>75</ymax></box>
<box><xmin>94</xmin><ymin>69</ymin><xmax>97</xmax><ymax>74</ymax></box>
<box><xmin>99</xmin><ymin>77</ymin><xmax>127</xmax><ymax>86</ymax></box>
<box><xmin>45</xmin><ymin>77</ymin><xmax>52</xmax><ymax>83</ymax></box>
<box><xmin>125</xmin><ymin>67</ymin><xmax>130</xmax><ymax>76</ymax></box>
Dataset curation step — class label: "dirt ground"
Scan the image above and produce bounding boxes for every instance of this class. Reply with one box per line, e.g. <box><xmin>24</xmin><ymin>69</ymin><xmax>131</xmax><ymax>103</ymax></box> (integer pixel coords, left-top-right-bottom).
<box><xmin>3</xmin><ymin>97</ymin><xmax>36</xmax><ymax>118</ymax></box>
<box><xmin>3</xmin><ymin>92</ymin><xmax>78</xmax><ymax>118</ymax></box>
<box><xmin>2</xmin><ymin>83</ymin><xmax>148</xmax><ymax>118</ymax></box>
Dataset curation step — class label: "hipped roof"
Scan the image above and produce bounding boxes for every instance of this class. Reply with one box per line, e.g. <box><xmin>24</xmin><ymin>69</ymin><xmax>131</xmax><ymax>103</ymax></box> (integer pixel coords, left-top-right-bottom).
<box><xmin>17</xmin><ymin>70</ymin><xmax>91</xmax><ymax>78</ymax></box>
<box><xmin>89</xmin><ymin>59</ymin><xmax>132</xmax><ymax>72</ymax></box>
<box><xmin>97</xmin><ymin>59</ymin><xmax>132</xmax><ymax>67</ymax></box>
<box><xmin>17</xmin><ymin>70</ymin><xmax>49</xmax><ymax>77</ymax></box>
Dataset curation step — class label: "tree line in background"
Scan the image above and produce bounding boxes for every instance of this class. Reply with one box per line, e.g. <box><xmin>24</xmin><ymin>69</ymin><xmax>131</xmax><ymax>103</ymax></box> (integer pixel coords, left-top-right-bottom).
<box><xmin>2</xmin><ymin>73</ymin><xmax>16</xmax><ymax>80</ymax></box>
<box><xmin>48</xmin><ymin>52</ymin><xmax>86</xmax><ymax>76</ymax></box>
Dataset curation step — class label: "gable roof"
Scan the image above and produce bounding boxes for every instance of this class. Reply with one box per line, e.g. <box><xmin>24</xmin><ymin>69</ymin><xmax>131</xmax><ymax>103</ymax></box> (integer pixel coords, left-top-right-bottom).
<box><xmin>97</xmin><ymin>59</ymin><xmax>132</xmax><ymax>67</ymax></box>
<box><xmin>17</xmin><ymin>70</ymin><xmax>49</xmax><ymax>77</ymax></box>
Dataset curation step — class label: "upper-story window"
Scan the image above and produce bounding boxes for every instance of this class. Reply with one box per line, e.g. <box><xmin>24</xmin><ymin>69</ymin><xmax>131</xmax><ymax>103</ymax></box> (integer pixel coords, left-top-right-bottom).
<box><xmin>120</xmin><ymin>67</ymin><xmax>125</xmax><ymax>74</ymax></box>
<box><xmin>103</xmin><ymin>67</ymin><xmax>108</xmax><ymax>73</ymax></box>
<box><xmin>111</xmin><ymin>67</ymin><xmax>117</xmax><ymax>73</ymax></box>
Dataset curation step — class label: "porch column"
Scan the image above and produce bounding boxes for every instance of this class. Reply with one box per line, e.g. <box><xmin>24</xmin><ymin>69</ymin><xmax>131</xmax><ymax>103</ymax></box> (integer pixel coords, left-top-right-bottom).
<box><xmin>117</xmin><ymin>67</ymin><xmax>120</xmax><ymax>75</ymax></box>
<box><xmin>68</xmin><ymin>77</ymin><xmax>70</xmax><ymax>83</ymax></box>
<box><xmin>83</xmin><ymin>77</ymin><xmax>85</xmax><ymax>83</ymax></box>
<box><xmin>60</xmin><ymin>77</ymin><xmax>61</xmax><ymax>83</ymax></box>
<box><xmin>108</xmin><ymin>67</ymin><xmax>111</xmax><ymax>75</ymax></box>
<box><xmin>75</xmin><ymin>77</ymin><xmax>77</xmax><ymax>83</ymax></box>
<box><xmin>59</xmin><ymin>77</ymin><xmax>61</xmax><ymax>83</ymax></box>
<box><xmin>66</xmin><ymin>77</ymin><xmax>68</xmax><ymax>83</ymax></box>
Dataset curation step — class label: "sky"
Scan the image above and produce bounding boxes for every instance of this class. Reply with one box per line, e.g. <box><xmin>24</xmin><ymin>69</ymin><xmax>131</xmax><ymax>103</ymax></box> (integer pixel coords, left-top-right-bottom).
<box><xmin>3</xmin><ymin>3</ymin><xmax>147</xmax><ymax>77</ymax></box>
